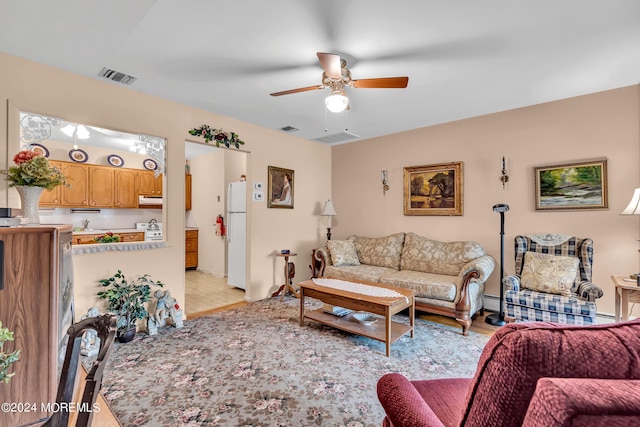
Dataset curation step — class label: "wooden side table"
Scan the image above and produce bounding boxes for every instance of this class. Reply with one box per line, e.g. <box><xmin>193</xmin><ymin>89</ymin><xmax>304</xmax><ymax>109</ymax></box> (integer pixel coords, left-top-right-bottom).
<box><xmin>611</xmin><ymin>275</ymin><xmax>640</xmax><ymax>322</ymax></box>
<box><xmin>271</xmin><ymin>252</ymin><xmax>298</xmax><ymax>301</ymax></box>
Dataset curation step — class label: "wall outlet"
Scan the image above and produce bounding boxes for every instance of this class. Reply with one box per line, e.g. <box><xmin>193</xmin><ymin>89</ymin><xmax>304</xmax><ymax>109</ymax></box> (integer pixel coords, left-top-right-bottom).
<box><xmin>252</xmin><ymin>191</ymin><xmax>264</xmax><ymax>201</ymax></box>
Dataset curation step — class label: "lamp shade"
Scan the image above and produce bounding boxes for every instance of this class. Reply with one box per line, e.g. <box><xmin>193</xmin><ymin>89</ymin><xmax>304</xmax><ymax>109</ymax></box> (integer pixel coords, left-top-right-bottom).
<box><xmin>622</xmin><ymin>188</ymin><xmax>640</xmax><ymax>215</ymax></box>
<box><xmin>325</xmin><ymin>93</ymin><xmax>348</xmax><ymax>113</ymax></box>
<box><xmin>321</xmin><ymin>200</ymin><xmax>337</xmax><ymax>216</ymax></box>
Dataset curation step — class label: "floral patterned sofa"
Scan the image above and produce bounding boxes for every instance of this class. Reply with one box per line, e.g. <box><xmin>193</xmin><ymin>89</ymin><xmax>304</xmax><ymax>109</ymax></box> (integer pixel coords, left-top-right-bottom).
<box><xmin>311</xmin><ymin>232</ymin><xmax>495</xmax><ymax>335</ymax></box>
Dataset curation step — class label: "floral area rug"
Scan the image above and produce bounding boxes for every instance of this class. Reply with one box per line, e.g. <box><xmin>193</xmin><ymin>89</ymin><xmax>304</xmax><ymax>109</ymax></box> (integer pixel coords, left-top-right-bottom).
<box><xmin>96</xmin><ymin>296</ymin><xmax>490</xmax><ymax>426</ymax></box>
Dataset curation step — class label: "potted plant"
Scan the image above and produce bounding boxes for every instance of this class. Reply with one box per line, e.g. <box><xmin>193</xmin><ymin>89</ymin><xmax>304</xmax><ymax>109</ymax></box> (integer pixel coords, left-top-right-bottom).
<box><xmin>97</xmin><ymin>270</ymin><xmax>164</xmax><ymax>342</ymax></box>
<box><xmin>0</xmin><ymin>321</ymin><xmax>20</xmax><ymax>383</ymax></box>
<box><xmin>3</xmin><ymin>149</ymin><xmax>68</xmax><ymax>224</ymax></box>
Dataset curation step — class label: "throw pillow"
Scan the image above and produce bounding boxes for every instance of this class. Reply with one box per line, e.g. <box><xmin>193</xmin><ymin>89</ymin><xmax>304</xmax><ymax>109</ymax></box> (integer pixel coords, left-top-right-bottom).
<box><xmin>520</xmin><ymin>252</ymin><xmax>579</xmax><ymax>296</ymax></box>
<box><xmin>327</xmin><ymin>240</ymin><xmax>360</xmax><ymax>267</ymax></box>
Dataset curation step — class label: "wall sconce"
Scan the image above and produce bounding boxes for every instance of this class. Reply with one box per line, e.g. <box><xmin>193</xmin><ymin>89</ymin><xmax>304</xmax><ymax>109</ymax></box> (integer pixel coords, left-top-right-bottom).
<box><xmin>500</xmin><ymin>157</ymin><xmax>509</xmax><ymax>189</ymax></box>
<box><xmin>381</xmin><ymin>170</ymin><xmax>389</xmax><ymax>195</ymax></box>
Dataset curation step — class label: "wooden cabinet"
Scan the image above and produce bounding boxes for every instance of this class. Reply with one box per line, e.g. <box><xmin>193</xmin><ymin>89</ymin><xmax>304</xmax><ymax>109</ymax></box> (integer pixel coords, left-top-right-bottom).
<box><xmin>72</xmin><ymin>231</ymin><xmax>144</xmax><ymax>245</ymax></box>
<box><xmin>89</xmin><ymin>165</ymin><xmax>115</xmax><ymax>207</ymax></box>
<box><xmin>60</xmin><ymin>161</ymin><xmax>90</xmax><ymax>206</ymax></box>
<box><xmin>38</xmin><ymin>161</ymin><xmax>163</xmax><ymax>209</ymax></box>
<box><xmin>137</xmin><ymin>170</ymin><xmax>163</xmax><ymax>196</ymax></box>
<box><xmin>40</xmin><ymin>160</ymin><xmax>62</xmax><ymax>206</ymax></box>
<box><xmin>119</xmin><ymin>232</ymin><xmax>145</xmax><ymax>243</ymax></box>
<box><xmin>186</xmin><ymin>229</ymin><xmax>198</xmax><ymax>269</ymax></box>
<box><xmin>0</xmin><ymin>226</ymin><xmax>73</xmax><ymax>425</ymax></box>
<box><xmin>114</xmin><ymin>168</ymin><xmax>138</xmax><ymax>208</ymax></box>
<box><xmin>185</xmin><ymin>173</ymin><xmax>192</xmax><ymax>211</ymax></box>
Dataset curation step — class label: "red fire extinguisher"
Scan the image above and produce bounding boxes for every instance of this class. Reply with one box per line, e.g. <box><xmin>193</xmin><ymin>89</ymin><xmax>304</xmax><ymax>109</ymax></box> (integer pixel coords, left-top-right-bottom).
<box><xmin>216</xmin><ymin>214</ymin><xmax>226</xmax><ymax>237</ymax></box>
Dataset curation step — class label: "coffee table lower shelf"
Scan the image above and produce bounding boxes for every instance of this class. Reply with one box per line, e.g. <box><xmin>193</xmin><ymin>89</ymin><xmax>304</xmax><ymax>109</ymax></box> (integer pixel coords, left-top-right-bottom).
<box><xmin>302</xmin><ymin>309</ymin><xmax>412</xmax><ymax>350</ymax></box>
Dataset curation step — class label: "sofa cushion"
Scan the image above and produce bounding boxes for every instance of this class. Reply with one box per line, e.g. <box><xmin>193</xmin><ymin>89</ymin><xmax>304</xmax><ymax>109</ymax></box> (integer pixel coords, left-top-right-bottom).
<box><xmin>401</xmin><ymin>232</ymin><xmax>486</xmax><ymax>276</ymax></box>
<box><xmin>520</xmin><ymin>252</ymin><xmax>579</xmax><ymax>296</ymax></box>
<box><xmin>380</xmin><ymin>270</ymin><xmax>458</xmax><ymax>302</ymax></box>
<box><xmin>324</xmin><ymin>264</ymin><xmax>397</xmax><ymax>283</ymax></box>
<box><xmin>326</xmin><ymin>239</ymin><xmax>360</xmax><ymax>267</ymax></box>
<box><xmin>351</xmin><ymin>233</ymin><xmax>405</xmax><ymax>270</ymax></box>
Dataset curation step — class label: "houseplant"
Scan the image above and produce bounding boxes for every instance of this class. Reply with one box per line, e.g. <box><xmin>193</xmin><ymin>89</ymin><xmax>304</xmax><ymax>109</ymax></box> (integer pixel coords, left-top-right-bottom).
<box><xmin>97</xmin><ymin>270</ymin><xmax>164</xmax><ymax>342</ymax></box>
<box><xmin>93</xmin><ymin>232</ymin><xmax>121</xmax><ymax>243</ymax></box>
<box><xmin>0</xmin><ymin>321</ymin><xmax>20</xmax><ymax>384</ymax></box>
<box><xmin>3</xmin><ymin>149</ymin><xmax>68</xmax><ymax>224</ymax></box>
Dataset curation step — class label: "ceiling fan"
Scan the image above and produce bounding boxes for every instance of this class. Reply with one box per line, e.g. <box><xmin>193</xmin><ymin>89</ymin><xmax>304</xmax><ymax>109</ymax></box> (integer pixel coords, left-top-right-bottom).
<box><xmin>270</xmin><ymin>52</ymin><xmax>409</xmax><ymax>112</ymax></box>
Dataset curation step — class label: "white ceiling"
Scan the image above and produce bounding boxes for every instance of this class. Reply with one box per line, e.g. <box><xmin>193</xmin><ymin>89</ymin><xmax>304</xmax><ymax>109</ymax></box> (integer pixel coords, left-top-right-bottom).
<box><xmin>1</xmin><ymin>0</ymin><xmax>640</xmax><ymax>145</ymax></box>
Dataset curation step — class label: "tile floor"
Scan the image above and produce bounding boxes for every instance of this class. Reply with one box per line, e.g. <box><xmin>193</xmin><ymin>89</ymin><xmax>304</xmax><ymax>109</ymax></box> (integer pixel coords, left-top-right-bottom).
<box><xmin>185</xmin><ymin>270</ymin><xmax>246</xmax><ymax>318</ymax></box>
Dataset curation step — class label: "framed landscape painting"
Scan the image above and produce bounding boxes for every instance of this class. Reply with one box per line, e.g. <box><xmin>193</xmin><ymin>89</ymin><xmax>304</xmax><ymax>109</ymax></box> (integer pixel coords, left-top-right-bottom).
<box><xmin>534</xmin><ymin>159</ymin><xmax>608</xmax><ymax>211</ymax></box>
<box><xmin>268</xmin><ymin>166</ymin><xmax>294</xmax><ymax>209</ymax></box>
<box><xmin>403</xmin><ymin>162</ymin><xmax>463</xmax><ymax>216</ymax></box>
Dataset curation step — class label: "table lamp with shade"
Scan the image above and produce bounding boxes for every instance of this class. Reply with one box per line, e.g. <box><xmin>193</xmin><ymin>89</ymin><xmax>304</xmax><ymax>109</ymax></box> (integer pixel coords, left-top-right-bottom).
<box><xmin>321</xmin><ymin>200</ymin><xmax>338</xmax><ymax>240</ymax></box>
<box><xmin>621</xmin><ymin>188</ymin><xmax>640</xmax><ymax>283</ymax></box>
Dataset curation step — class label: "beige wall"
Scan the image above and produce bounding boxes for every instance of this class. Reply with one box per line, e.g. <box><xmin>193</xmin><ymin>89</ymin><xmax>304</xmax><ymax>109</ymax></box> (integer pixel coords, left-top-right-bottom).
<box><xmin>0</xmin><ymin>52</ymin><xmax>332</xmax><ymax>317</ymax></box>
<box><xmin>332</xmin><ymin>85</ymin><xmax>640</xmax><ymax>318</ymax></box>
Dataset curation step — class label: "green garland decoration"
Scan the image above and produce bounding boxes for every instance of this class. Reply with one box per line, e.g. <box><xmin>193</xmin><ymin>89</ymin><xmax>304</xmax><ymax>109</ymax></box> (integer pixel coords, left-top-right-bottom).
<box><xmin>188</xmin><ymin>125</ymin><xmax>245</xmax><ymax>149</ymax></box>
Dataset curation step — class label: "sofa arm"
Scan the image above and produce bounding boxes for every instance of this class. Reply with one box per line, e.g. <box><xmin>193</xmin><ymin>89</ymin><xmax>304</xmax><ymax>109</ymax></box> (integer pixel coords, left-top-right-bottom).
<box><xmin>457</xmin><ymin>255</ymin><xmax>495</xmax><ymax>284</ymax></box>
<box><xmin>377</xmin><ymin>373</ymin><xmax>446</xmax><ymax>427</ymax></box>
<box><xmin>503</xmin><ymin>275</ymin><xmax>520</xmax><ymax>292</ymax></box>
<box><xmin>576</xmin><ymin>281</ymin><xmax>604</xmax><ymax>302</ymax></box>
<box><xmin>310</xmin><ymin>247</ymin><xmax>329</xmax><ymax>278</ymax></box>
<box><xmin>522</xmin><ymin>378</ymin><xmax>640</xmax><ymax>427</ymax></box>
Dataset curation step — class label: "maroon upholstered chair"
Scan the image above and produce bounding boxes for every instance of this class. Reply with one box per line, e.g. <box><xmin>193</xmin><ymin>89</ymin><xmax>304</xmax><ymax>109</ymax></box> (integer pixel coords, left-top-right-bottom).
<box><xmin>377</xmin><ymin>319</ymin><xmax>640</xmax><ymax>427</ymax></box>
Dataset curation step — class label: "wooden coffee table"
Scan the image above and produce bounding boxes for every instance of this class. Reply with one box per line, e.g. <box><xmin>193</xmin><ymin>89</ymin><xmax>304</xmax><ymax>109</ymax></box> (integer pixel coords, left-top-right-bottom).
<box><xmin>299</xmin><ymin>278</ymin><xmax>416</xmax><ymax>357</ymax></box>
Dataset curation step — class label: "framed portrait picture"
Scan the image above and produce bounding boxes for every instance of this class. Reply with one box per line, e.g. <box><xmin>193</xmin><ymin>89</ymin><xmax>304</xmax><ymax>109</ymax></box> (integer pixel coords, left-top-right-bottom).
<box><xmin>534</xmin><ymin>159</ymin><xmax>608</xmax><ymax>211</ymax></box>
<box><xmin>403</xmin><ymin>162</ymin><xmax>463</xmax><ymax>216</ymax></box>
<box><xmin>268</xmin><ymin>166</ymin><xmax>294</xmax><ymax>209</ymax></box>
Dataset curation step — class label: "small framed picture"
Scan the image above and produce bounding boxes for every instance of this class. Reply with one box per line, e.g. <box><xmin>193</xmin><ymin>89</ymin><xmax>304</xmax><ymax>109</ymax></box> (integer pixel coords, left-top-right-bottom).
<box><xmin>268</xmin><ymin>166</ymin><xmax>294</xmax><ymax>209</ymax></box>
<box><xmin>534</xmin><ymin>159</ymin><xmax>608</xmax><ymax>211</ymax></box>
<box><xmin>403</xmin><ymin>162</ymin><xmax>463</xmax><ymax>216</ymax></box>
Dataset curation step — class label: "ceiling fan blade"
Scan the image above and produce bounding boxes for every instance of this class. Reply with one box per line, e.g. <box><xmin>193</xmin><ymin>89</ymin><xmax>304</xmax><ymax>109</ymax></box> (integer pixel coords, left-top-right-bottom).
<box><xmin>270</xmin><ymin>85</ymin><xmax>324</xmax><ymax>97</ymax></box>
<box><xmin>352</xmin><ymin>76</ymin><xmax>409</xmax><ymax>89</ymax></box>
<box><xmin>317</xmin><ymin>52</ymin><xmax>341</xmax><ymax>79</ymax></box>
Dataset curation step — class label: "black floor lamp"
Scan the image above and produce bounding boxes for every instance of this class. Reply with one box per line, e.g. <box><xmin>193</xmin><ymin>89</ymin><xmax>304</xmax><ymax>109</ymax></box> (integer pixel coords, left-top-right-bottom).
<box><xmin>486</xmin><ymin>203</ymin><xmax>509</xmax><ymax>326</ymax></box>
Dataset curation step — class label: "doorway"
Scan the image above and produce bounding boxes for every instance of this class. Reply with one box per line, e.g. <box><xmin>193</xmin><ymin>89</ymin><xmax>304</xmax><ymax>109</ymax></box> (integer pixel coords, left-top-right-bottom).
<box><xmin>185</xmin><ymin>141</ymin><xmax>247</xmax><ymax>314</ymax></box>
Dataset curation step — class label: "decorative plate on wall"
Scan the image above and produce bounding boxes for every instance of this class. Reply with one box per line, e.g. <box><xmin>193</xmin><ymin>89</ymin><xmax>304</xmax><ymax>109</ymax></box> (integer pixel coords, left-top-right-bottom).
<box><xmin>143</xmin><ymin>158</ymin><xmax>158</xmax><ymax>171</ymax></box>
<box><xmin>107</xmin><ymin>154</ymin><xmax>124</xmax><ymax>167</ymax></box>
<box><xmin>30</xmin><ymin>143</ymin><xmax>49</xmax><ymax>157</ymax></box>
<box><xmin>69</xmin><ymin>149</ymin><xmax>88</xmax><ymax>163</ymax></box>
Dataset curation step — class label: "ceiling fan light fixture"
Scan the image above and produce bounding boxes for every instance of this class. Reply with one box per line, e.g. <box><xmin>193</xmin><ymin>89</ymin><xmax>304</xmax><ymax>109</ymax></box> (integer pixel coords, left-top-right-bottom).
<box><xmin>325</xmin><ymin>92</ymin><xmax>349</xmax><ymax>113</ymax></box>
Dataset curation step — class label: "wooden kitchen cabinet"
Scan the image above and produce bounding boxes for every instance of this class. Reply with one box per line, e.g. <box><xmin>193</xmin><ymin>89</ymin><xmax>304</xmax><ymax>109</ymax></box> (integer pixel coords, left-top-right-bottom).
<box><xmin>40</xmin><ymin>160</ymin><xmax>62</xmax><ymax>206</ymax></box>
<box><xmin>186</xmin><ymin>229</ymin><xmax>198</xmax><ymax>269</ymax></box>
<box><xmin>39</xmin><ymin>161</ymin><xmax>164</xmax><ymax>209</ymax></box>
<box><xmin>120</xmin><ymin>231</ymin><xmax>145</xmax><ymax>242</ymax></box>
<box><xmin>115</xmin><ymin>168</ymin><xmax>138</xmax><ymax>208</ymax></box>
<box><xmin>89</xmin><ymin>165</ymin><xmax>115</xmax><ymax>207</ymax></box>
<box><xmin>59</xmin><ymin>161</ymin><xmax>90</xmax><ymax>206</ymax></box>
<box><xmin>72</xmin><ymin>231</ymin><xmax>144</xmax><ymax>245</ymax></box>
<box><xmin>137</xmin><ymin>170</ymin><xmax>163</xmax><ymax>196</ymax></box>
<box><xmin>186</xmin><ymin>173</ymin><xmax>192</xmax><ymax>210</ymax></box>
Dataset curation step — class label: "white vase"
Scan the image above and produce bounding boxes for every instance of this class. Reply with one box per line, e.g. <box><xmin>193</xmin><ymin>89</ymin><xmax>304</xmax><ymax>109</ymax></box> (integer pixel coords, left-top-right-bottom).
<box><xmin>15</xmin><ymin>185</ymin><xmax>44</xmax><ymax>225</ymax></box>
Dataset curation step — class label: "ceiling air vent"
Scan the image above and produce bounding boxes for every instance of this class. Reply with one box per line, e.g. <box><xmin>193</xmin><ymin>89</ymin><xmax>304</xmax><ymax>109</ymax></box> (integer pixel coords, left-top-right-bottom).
<box><xmin>313</xmin><ymin>131</ymin><xmax>360</xmax><ymax>144</ymax></box>
<box><xmin>98</xmin><ymin>67</ymin><xmax>138</xmax><ymax>85</ymax></box>
<box><xmin>279</xmin><ymin>126</ymin><xmax>300</xmax><ymax>133</ymax></box>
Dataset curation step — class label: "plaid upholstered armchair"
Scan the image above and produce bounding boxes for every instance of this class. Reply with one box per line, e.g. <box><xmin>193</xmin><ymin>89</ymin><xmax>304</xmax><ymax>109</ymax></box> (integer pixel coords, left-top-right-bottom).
<box><xmin>503</xmin><ymin>234</ymin><xmax>603</xmax><ymax>324</ymax></box>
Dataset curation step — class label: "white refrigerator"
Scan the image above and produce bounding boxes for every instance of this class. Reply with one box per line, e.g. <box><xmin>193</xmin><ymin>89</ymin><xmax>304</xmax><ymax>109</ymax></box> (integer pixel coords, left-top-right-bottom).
<box><xmin>227</xmin><ymin>181</ymin><xmax>246</xmax><ymax>289</ymax></box>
